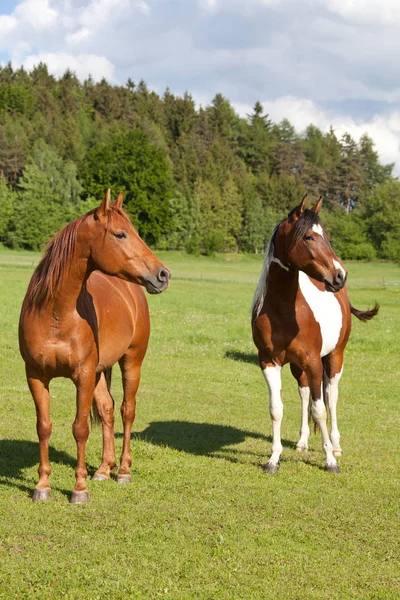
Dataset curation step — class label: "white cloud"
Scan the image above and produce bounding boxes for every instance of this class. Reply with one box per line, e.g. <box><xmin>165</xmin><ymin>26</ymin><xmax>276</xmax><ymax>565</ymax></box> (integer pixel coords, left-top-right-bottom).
<box><xmin>197</xmin><ymin>0</ymin><xmax>217</xmax><ymax>12</ymax></box>
<box><xmin>197</xmin><ymin>0</ymin><xmax>281</xmax><ymax>14</ymax></box>
<box><xmin>0</xmin><ymin>14</ymin><xmax>17</xmax><ymax>35</ymax></box>
<box><xmin>66</xmin><ymin>28</ymin><xmax>92</xmax><ymax>45</ymax></box>
<box><xmin>327</xmin><ymin>0</ymin><xmax>400</xmax><ymax>26</ymax></box>
<box><xmin>135</xmin><ymin>0</ymin><xmax>150</xmax><ymax>15</ymax></box>
<box><xmin>22</xmin><ymin>52</ymin><xmax>116</xmax><ymax>82</ymax></box>
<box><xmin>79</xmin><ymin>0</ymin><xmax>130</xmax><ymax>29</ymax></box>
<box><xmin>14</xmin><ymin>0</ymin><xmax>58</xmax><ymax>31</ymax></box>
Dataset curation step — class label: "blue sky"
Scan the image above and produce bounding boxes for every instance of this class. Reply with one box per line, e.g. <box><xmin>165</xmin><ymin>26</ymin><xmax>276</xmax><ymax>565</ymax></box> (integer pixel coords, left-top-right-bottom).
<box><xmin>1</xmin><ymin>0</ymin><xmax>400</xmax><ymax>173</ymax></box>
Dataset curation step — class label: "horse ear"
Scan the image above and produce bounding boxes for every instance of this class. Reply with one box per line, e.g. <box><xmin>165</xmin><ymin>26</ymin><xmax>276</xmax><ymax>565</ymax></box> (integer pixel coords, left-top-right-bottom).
<box><xmin>95</xmin><ymin>189</ymin><xmax>111</xmax><ymax>220</ymax></box>
<box><xmin>288</xmin><ymin>194</ymin><xmax>307</xmax><ymax>221</ymax></box>
<box><xmin>310</xmin><ymin>196</ymin><xmax>323</xmax><ymax>215</ymax></box>
<box><xmin>112</xmin><ymin>192</ymin><xmax>123</xmax><ymax>210</ymax></box>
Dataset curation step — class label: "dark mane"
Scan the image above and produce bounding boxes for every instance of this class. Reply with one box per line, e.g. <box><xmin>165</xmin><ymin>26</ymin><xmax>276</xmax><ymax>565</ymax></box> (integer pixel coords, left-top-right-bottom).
<box><xmin>291</xmin><ymin>209</ymin><xmax>322</xmax><ymax>247</ymax></box>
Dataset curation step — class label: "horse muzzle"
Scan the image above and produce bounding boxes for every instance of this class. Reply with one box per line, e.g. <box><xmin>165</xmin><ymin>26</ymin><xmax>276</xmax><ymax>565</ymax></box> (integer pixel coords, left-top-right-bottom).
<box><xmin>142</xmin><ymin>267</ymin><xmax>171</xmax><ymax>294</ymax></box>
<box><xmin>324</xmin><ymin>269</ymin><xmax>347</xmax><ymax>293</ymax></box>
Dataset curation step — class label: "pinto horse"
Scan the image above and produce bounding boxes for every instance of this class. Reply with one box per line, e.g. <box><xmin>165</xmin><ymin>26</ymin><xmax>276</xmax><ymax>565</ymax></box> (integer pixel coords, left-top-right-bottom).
<box><xmin>19</xmin><ymin>190</ymin><xmax>171</xmax><ymax>503</ymax></box>
<box><xmin>252</xmin><ymin>196</ymin><xmax>378</xmax><ymax>473</ymax></box>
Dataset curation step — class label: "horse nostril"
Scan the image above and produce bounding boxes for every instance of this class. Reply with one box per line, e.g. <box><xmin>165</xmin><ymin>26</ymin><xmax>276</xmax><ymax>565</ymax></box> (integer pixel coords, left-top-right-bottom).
<box><xmin>334</xmin><ymin>270</ymin><xmax>346</xmax><ymax>287</ymax></box>
<box><xmin>158</xmin><ymin>268</ymin><xmax>170</xmax><ymax>283</ymax></box>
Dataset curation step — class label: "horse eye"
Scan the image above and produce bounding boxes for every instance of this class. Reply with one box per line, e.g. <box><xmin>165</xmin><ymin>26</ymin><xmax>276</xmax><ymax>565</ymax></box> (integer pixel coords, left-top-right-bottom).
<box><xmin>304</xmin><ymin>235</ymin><xmax>314</xmax><ymax>241</ymax></box>
<box><xmin>114</xmin><ymin>231</ymin><xmax>127</xmax><ymax>240</ymax></box>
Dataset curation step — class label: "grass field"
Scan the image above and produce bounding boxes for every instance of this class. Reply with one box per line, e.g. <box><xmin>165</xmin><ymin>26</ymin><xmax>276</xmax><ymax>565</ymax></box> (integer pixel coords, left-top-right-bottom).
<box><xmin>1</xmin><ymin>247</ymin><xmax>399</xmax><ymax>599</ymax></box>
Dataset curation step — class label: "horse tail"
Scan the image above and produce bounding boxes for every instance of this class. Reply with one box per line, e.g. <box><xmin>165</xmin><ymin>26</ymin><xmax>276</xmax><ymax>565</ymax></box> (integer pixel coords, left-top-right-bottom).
<box><xmin>350</xmin><ymin>302</ymin><xmax>379</xmax><ymax>322</ymax></box>
<box><xmin>90</xmin><ymin>367</ymin><xmax>113</xmax><ymax>426</ymax></box>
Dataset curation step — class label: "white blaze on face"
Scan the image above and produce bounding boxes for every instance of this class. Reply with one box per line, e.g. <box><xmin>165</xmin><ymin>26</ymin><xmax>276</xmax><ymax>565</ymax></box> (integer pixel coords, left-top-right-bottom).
<box><xmin>312</xmin><ymin>223</ymin><xmax>346</xmax><ymax>281</ymax></box>
<box><xmin>333</xmin><ymin>259</ymin><xmax>346</xmax><ymax>279</ymax></box>
<box><xmin>312</xmin><ymin>224</ymin><xmax>324</xmax><ymax>237</ymax></box>
<box><xmin>298</xmin><ymin>271</ymin><xmax>342</xmax><ymax>357</ymax></box>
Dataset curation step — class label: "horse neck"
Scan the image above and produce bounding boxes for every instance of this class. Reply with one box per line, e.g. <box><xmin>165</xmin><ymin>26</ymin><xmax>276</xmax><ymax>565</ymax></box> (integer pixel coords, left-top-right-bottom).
<box><xmin>51</xmin><ymin>236</ymin><xmax>92</xmax><ymax>317</ymax></box>
<box><xmin>266</xmin><ymin>261</ymin><xmax>299</xmax><ymax>308</ymax></box>
<box><xmin>264</xmin><ymin>240</ymin><xmax>299</xmax><ymax>312</ymax></box>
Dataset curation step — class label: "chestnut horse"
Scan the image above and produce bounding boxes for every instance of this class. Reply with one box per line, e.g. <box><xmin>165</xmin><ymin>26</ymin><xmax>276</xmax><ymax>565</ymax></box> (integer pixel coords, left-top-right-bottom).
<box><xmin>252</xmin><ymin>196</ymin><xmax>378</xmax><ymax>473</ymax></box>
<box><xmin>19</xmin><ymin>190</ymin><xmax>171</xmax><ymax>503</ymax></box>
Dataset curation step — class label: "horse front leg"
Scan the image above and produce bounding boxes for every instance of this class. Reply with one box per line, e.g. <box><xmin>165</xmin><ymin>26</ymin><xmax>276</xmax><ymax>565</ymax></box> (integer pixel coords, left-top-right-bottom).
<box><xmin>323</xmin><ymin>353</ymin><xmax>344</xmax><ymax>457</ymax></box>
<box><xmin>307</xmin><ymin>361</ymin><xmax>339</xmax><ymax>473</ymax></box>
<box><xmin>71</xmin><ymin>369</ymin><xmax>97</xmax><ymax>504</ymax></box>
<box><xmin>290</xmin><ymin>364</ymin><xmax>310</xmax><ymax>452</ymax></box>
<box><xmin>27</xmin><ymin>369</ymin><xmax>52</xmax><ymax>501</ymax></box>
<box><xmin>262</xmin><ymin>363</ymin><xmax>284</xmax><ymax>474</ymax></box>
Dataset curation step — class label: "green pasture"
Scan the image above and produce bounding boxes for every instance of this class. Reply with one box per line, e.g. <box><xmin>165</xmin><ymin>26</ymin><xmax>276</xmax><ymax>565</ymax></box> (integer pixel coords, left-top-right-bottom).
<box><xmin>0</xmin><ymin>248</ymin><xmax>399</xmax><ymax>599</ymax></box>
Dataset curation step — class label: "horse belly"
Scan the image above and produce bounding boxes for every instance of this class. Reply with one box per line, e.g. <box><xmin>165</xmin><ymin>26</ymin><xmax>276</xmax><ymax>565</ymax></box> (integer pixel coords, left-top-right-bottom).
<box><xmin>298</xmin><ymin>272</ymin><xmax>343</xmax><ymax>357</ymax></box>
<box><xmin>96</xmin><ymin>324</ymin><xmax>135</xmax><ymax>370</ymax></box>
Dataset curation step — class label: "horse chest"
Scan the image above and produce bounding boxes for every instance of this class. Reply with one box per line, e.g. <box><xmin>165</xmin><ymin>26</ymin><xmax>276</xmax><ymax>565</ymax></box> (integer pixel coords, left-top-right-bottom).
<box><xmin>298</xmin><ymin>271</ymin><xmax>342</xmax><ymax>357</ymax></box>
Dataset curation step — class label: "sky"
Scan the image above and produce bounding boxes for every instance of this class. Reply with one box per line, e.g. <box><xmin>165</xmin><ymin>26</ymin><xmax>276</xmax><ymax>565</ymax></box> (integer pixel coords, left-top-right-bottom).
<box><xmin>1</xmin><ymin>0</ymin><xmax>400</xmax><ymax>173</ymax></box>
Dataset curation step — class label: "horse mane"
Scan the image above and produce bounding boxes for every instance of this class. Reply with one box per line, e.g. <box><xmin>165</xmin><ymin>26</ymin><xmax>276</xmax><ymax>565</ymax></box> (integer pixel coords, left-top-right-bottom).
<box><xmin>251</xmin><ymin>222</ymin><xmax>281</xmax><ymax>318</ymax></box>
<box><xmin>22</xmin><ymin>206</ymin><xmax>131</xmax><ymax>313</ymax></box>
<box><xmin>22</xmin><ymin>214</ymin><xmax>88</xmax><ymax>312</ymax></box>
<box><xmin>251</xmin><ymin>209</ymin><xmax>323</xmax><ymax>318</ymax></box>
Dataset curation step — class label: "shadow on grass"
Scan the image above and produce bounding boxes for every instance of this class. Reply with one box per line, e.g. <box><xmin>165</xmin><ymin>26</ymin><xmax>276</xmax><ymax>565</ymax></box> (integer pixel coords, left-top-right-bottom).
<box><xmin>0</xmin><ymin>439</ymin><xmax>76</xmax><ymax>499</ymax></box>
<box><xmin>124</xmin><ymin>420</ymin><xmax>294</xmax><ymax>468</ymax></box>
<box><xmin>224</xmin><ymin>350</ymin><xmax>259</xmax><ymax>365</ymax></box>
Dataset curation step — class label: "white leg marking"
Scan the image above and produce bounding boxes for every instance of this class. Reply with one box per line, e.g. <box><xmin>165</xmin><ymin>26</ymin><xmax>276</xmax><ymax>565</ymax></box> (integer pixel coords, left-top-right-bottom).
<box><xmin>296</xmin><ymin>386</ymin><xmax>310</xmax><ymax>451</ymax></box>
<box><xmin>333</xmin><ymin>259</ymin><xmax>346</xmax><ymax>279</ymax></box>
<box><xmin>262</xmin><ymin>365</ymin><xmax>283</xmax><ymax>469</ymax></box>
<box><xmin>298</xmin><ymin>272</ymin><xmax>342</xmax><ymax>357</ymax></box>
<box><xmin>311</xmin><ymin>392</ymin><xmax>338</xmax><ymax>470</ymax></box>
<box><xmin>325</xmin><ymin>368</ymin><xmax>343</xmax><ymax>456</ymax></box>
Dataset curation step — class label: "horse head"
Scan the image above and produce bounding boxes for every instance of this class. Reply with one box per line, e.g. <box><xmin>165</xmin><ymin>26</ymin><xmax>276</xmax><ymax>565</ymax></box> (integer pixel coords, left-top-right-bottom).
<box><xmin>274</xmin><ymin>195</ymin><xmax>347</xmax><ymax>292</ymax></box>
<box><xmin>86</xmin><ymin>190</ymin><xmax>171</xmax><ymax>294</ymax></box>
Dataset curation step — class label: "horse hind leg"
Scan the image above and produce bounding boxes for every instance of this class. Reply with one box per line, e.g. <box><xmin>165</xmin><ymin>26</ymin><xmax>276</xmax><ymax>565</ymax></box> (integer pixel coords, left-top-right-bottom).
<box><xmin>262</xmin><ymin>363</ymin><xmax>284</xmax><ymax>474</ymax></box>
<box><xmin>290</xmin><ymin>364</ymin><xmax>310</xmax><ymax>452</ymax></box>
<box><xmin>92</xmin><ymin>370</ymin><xmax>116</xmax><ymax>481</ymax></box>
<box><xmin>306</xmin><ymin>361</ymin><xmax>339</xmax><ymax>473</ymax></box>
<box><xmin>117</xmin><ymin>349</ymin><xmax>144</xmax><ymax>484</ymax></box>
<box><xmin>27</xmin><ymin>370</ymin><xmax>52</xmax><ymax>501</ymax></box>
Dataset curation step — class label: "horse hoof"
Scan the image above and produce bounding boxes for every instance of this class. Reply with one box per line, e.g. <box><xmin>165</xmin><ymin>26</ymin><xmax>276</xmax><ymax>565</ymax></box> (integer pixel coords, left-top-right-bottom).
<box><xmin>333</xmin><ymin>449</ymin><xmax>343</xmax><ymax>457</ymax></box>
<box><xmin>70</xmin><ymin>490</ymin><xmax>90</xmax><ymax>504</ymax></box>
<box><xmin>117</xmin><ymin>474</ymin><xmax>132</xmax><ymax>484</ymax></box>
<box><xmin>92</xmin><ymin>473</ymin><xmax>109</xmax><ymax>481</ymax></box>
<box><xmin>296</xmin><ymin>445</ymin><xmax>308</xmax><ymax>453</ymax></box>
<box><xmin>325</xmin><ymin>464</ymin><xmax>340</xmax><ymax>474</ymax></box>
<box><xmin>264</xmin><ymin>462</ymin><xmax>280</xmax><ymax>475</ymax></box>
<box><xmin>32</xmin><ymin>488</ymin><xmax>51</xmax><ymax>502</ymax></box>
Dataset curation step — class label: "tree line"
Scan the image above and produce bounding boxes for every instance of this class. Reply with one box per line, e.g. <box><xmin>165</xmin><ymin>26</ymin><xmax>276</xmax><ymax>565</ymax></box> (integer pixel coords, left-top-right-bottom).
<box><xmin>0</xmin><ymin>62</ymin><xmax>399</xmax><ymax>260</ymax></box>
